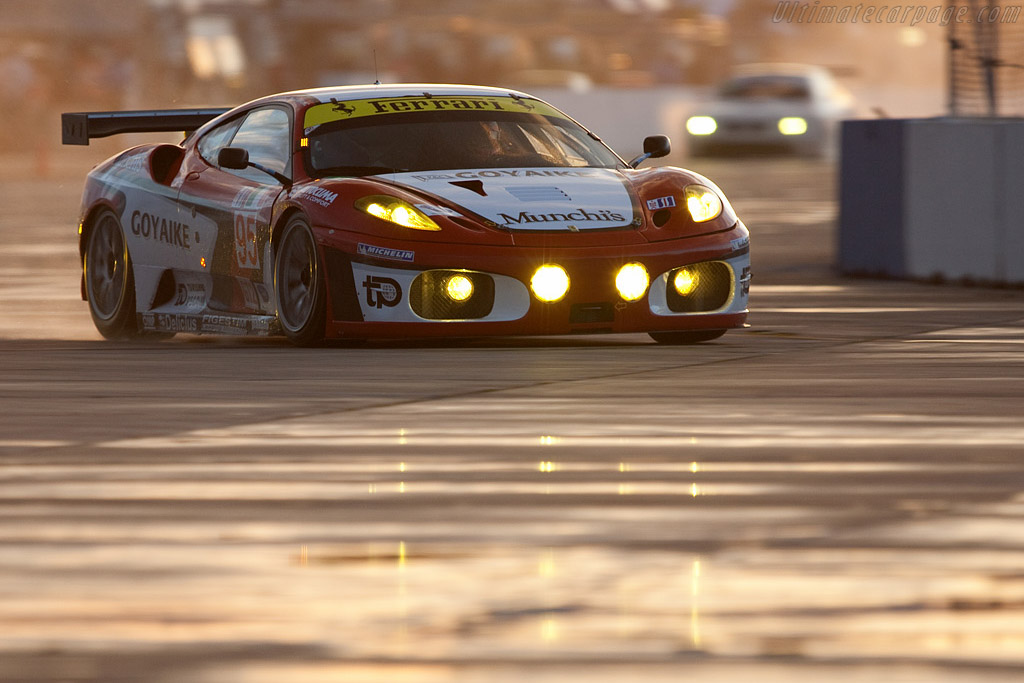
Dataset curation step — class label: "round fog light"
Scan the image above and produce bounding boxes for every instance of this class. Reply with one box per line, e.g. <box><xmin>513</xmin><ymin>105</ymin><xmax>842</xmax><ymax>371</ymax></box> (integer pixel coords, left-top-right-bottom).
<box><xmin>615</xmin><ymin>262</ymin><xmax>649</xmax><ymax>302</ymax></box>
<box><xmin>673</xmin><ymin>268</ymin><xmax>700</xmax><ymax>296</ymax></box>
<box><xmin>445</xmin><ymin>274</ymin><xmax>474</xmax><ymax>301</ymax></box>
<box><xmin>531</xmin><ymin>264</ymin><xmax>570</xmax><ymax>303</ymax></box>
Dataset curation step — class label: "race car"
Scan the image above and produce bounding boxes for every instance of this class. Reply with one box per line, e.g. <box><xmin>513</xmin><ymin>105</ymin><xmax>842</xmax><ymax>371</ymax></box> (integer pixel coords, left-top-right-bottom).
<box><xmin>685</xmin><ymin>64</ymin><xmax>855</xmax><ymax>157</ymax></box>
<box><xmin>63</xmin><ymin>84</ymin><xmax>750</xmax><ymax>345</ymax></box>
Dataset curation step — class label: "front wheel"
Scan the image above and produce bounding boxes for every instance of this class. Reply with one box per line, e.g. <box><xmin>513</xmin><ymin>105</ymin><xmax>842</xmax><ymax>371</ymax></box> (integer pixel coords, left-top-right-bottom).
<box><xmin>84</xmin><ymin>209</ymin><xmax>139</xmax><ymax>339</ymax></box>
<box><xmin>274</xmin><ymin>215</ymin><xmax>326</xmax><ymax>346</ymax></box>
<box><xmin>649</xmin><ymin>329</ymin><xmax>727</xmax><ymax>345</ymax></box>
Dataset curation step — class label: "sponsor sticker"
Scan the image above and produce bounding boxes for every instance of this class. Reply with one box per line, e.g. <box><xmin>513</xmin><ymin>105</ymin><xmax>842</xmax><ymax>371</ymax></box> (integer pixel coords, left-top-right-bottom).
<box><xmin>410</xmin><ymin>169</ymin><xmax>596</xmax><ymax>182</ymax></box>
<box><xmin>362</xmin><ymin>275</ymin><xmax>403</xmax><ymax>309</ymax></box>
<box><xmin>646</xmin><ymin>195</ymin><xmax>676</xmax><ymax>211</ymax></box>
<box><xmin>358</xmin><ymin>243</ymin><xmax>415</xmax><ymax>263</ymax></box>
<box><xmin>296</xmin><ymin>186</ymin><xmax>339</xmax><ymax>208</ymax></box>
<box><xmin>304</xmin><ymin>95</ymin><xmax>568</xmax><ymax>129</ymax></box>
<box><xmin>129</xmin><ymin>210</ymin><xmax>191</xmax><ymax>249</ymax></box>
<box><xmin>730</xmin><ymin>235</ymin><xmax>750</xmax><ymax>252</ymax></box>
<box><xmin>499</xmin><ymin>208</ymin><xmax>626</xmax><ymax>226</ymax></box>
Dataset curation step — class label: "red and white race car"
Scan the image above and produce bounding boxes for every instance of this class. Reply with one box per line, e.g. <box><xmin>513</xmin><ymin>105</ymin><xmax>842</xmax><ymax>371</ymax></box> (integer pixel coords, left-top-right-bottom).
<box><xmin>64</xmin><ymin>84</ymin><xmax>749</xmax><ymax>345</ymax></box>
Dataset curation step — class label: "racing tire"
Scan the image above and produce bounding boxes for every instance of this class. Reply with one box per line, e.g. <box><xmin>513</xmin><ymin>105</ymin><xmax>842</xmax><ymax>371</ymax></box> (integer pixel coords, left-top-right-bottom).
<box><xmin>649</xmin><ymin>329</ymin><xmax>727</xmax><ymax>345</ymax></box>
<box><xmin>274</xmin><ymin>215</ymin><xmax>326</xmax><ymax>347</ymax></box>
<box><xmin>83</xmin><ymin>209</ymin><xmax>140</xmax><ymax>339</ymax></box>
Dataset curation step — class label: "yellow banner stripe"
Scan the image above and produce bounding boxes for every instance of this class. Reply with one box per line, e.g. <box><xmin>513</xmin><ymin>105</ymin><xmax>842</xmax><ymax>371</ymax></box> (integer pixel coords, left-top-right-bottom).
<box><xmin>304</xmin><ymin>95</ymin><xmax>567</xmax><ymax>129</ymax></box>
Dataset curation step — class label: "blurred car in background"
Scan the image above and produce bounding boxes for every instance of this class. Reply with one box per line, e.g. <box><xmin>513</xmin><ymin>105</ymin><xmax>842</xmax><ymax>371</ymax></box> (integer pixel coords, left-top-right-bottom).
<box><xmin>685</xmin><ymin>64</ymin><xmax>855</xmax><ymax>158</ymax></box>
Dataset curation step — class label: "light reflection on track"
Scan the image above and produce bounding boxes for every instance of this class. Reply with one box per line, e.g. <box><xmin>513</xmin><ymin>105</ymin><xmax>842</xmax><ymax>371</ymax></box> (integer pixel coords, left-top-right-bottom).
<box><xmin>2</xmin><ymin>158</ymin><xmax>1024</xmax><ymax>682</ymax></box>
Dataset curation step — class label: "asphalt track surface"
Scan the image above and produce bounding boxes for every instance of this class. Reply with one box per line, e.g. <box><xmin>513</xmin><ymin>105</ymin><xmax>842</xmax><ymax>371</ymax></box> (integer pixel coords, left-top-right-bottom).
<box><xmin>2</xmin><ymin>154</ymin><xmax>1024</xmax><ymax>682</ymax></box>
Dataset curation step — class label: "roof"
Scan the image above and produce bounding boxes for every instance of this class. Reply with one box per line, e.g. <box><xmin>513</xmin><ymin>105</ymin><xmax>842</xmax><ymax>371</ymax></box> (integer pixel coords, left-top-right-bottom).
<box><xmin>276</xmin><ymin>83</ymin><xmax>536</xmax><ymax>105</ymax></box>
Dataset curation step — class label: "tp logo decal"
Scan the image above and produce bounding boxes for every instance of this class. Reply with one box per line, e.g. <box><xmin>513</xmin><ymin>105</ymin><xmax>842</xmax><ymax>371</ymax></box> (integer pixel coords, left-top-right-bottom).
<box><xmin>363</xmin><ymin>275</ymin><xmax>402</xmax><ymax>308</ymax></box>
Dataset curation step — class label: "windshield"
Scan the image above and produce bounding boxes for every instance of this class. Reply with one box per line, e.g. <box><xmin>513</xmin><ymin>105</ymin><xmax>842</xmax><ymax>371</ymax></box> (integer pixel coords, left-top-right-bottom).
<box><xmin>719</xmin><ymin>76</ymin><xmax>811</xmax><ymax>101</ymax></box>
<box><xmin>302</xmin><ymin>95</ymin><xmax>623</xmax><ymax>177</ymax></box>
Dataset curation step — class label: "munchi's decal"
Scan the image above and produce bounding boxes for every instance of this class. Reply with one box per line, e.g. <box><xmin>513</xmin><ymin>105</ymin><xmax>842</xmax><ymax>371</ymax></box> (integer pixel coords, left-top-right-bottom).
<box><xmin>304</xmin><ymin>95</ymin><xmax>568</xmax><ymax>129</ymax></box>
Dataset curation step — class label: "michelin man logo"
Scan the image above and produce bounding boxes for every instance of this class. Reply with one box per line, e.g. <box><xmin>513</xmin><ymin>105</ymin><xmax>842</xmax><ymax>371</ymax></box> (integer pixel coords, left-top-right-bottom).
<box><xmin>363</xmin><ymin>275</ymin><xmax>402</xmax><ymax>309</ymax></box>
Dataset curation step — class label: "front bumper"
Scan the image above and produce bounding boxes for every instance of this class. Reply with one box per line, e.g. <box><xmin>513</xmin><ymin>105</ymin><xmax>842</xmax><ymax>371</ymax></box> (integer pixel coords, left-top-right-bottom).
<box><xmin>317</xmin><ymin>223</ymin><xmax>750</xmax><ymax>339</ymax></box>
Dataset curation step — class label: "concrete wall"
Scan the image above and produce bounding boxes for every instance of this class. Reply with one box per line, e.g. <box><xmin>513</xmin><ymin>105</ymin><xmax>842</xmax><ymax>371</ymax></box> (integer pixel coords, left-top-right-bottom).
<box><xmin>839</xmin><ymin>117</ymin><xmax>1024</xmax><ymax>285</ymax></box>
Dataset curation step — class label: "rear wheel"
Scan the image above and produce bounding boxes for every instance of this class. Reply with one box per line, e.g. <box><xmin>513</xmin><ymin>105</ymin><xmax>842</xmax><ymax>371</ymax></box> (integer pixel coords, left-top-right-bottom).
<box><xmin>274</xmin><ymin>215</ymin><xmax>326</xmax><ymax>346</ymax></box>
<box><xmin>84</xmin><ymin>209</ymin><xmax>139</xmax><ymax>339</ymax></box>
<box><xmin>649</xmin><ymin>329</ymin><xmax>727</xmax><ymax>345</ymax></box>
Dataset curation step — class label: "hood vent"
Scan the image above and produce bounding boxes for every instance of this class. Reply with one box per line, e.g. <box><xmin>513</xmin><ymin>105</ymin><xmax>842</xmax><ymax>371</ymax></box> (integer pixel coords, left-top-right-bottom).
<box><xmin>506</xmin><ymin>185</ymin><xmax>571</xmax><ymax>202</ymax></box>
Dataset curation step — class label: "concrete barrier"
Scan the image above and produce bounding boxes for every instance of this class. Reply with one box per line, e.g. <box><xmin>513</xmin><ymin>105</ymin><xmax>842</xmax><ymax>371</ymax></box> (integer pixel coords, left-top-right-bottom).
<box><xmin>839</xmin><ymin>117</ymin><xmax>1024</xmax><ymax>285</ymax></box>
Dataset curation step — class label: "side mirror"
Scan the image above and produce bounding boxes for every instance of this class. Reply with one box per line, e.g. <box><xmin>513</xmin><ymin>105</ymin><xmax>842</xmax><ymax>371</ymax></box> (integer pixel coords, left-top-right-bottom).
<box><xmin>218</xmin><ymin>146</ymin><xmax>249</xmax><ymax>170</ymax></box>
<box><xmin>628</xmin><ymin>135</ymin><xmax>671</xmax><ymax>168</ymax></box>
<box><xmin>643</xmin><ymin>135</ymin><xmax>671</xmax><ymax>159</ymax></box>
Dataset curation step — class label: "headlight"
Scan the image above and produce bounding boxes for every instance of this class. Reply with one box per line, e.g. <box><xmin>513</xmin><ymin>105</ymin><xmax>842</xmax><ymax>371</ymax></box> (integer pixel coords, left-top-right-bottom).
<box><xmin>355</xmin><ymin>195</ymin><xmax>440</xmax><ymax>231</ymax></box>
<box><xmin>615</xmin><ymin>263</ymin><xmax>649</xmax><ymax>302</ymax></box>
<box><xmin>686</xmin><ymin>116</ymin><xmax>717</xmax><ymax>136</ymax></box>
<box><xmin>531</xmin><ymin>264</ymin><xmax>570</xmax><ymax>303</ymax></box>
<box><xmin>684</xmin><ymin>185</ymin><xmax>722</xmax><ymax>223</ymax></box>
<box><xmin>778</xmin><ymin>117</ymin><xmax>808</xmax><ymax>136</ymax></box>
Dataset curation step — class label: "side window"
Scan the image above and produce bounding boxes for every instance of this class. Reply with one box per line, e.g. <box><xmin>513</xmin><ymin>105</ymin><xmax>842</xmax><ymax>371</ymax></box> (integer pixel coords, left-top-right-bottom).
<box><xmin>229</xmin><ymin>107</ymin><xmax>292</xmax><ymax>181</ymax></box>
<box><xmin>197</xmin><ymin>117</ymin><xmax>243</xmax><ymax>166</ymax></box>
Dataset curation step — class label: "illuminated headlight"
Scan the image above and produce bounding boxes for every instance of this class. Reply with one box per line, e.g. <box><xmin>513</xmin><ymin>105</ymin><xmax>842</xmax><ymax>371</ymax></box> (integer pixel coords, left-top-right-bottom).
<box><xmin>778</xmin><ymin>117</ymin><xmax>808</xmax><ymax>136</ymax></box>
<box><xmin>615</xmin><ymin>262</ymin><xmax>649</xmax><ymax>302</ymax></box>
<box><xmin>684</xmin><ymin>185</ymin><xmax>722</xmax><ymax>223</ymax></box>
<box><xmin>531</xmin><ymin>264</ymin><xmax>570</xmax><ymax>303</ymax></box>
<box><xmin>686</xmin><ymin>116</ymin><xmax>717</xmax><ymax>136</ymax></box>
<box><xmin>673</xmin><ymin>267</ymin><xmax>700</xmax><ymax>295</ymax></box>
<box><xmin>445</xmin><ymin>274</ymin><xmax>474</xmax><ymax>301</ymax></box>
<box><xmin>355</xmin><ymin>195</ymin><xmax>440</xmax><ymax>231</ymax></box>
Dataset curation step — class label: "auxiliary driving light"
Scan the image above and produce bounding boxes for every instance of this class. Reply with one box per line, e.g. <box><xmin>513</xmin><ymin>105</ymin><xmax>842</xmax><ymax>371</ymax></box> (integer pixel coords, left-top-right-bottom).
<box><xmin>531</xmin><ymin>264</ymin><xmax>570</xmax><ymax>302</ymax></box>
<box><xmin>445</xmin><ymin>274</ymin><xmax>474</xmax><ymax>301</ymax></box>
<box><xmin>615</xmin><ymin>262</ymin><xmax>649</xmax><ymax>302</ymax></box>
<box><xmin>673</xmin><ymin>267</ymin><xmax>700</xmax><ymax>296</ymax></box>
<box><xmin>778</xmin><ymin>117</ymin><xmax>808</xmax><ymax>136</ymax></box>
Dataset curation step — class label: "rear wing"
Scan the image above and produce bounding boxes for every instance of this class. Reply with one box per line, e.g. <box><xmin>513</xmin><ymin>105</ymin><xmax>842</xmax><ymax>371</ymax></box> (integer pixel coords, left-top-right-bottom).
<box><xmin>61</xmin><ymin>108</ymin><xmax>231</xmax><ymax>145</ymax></box>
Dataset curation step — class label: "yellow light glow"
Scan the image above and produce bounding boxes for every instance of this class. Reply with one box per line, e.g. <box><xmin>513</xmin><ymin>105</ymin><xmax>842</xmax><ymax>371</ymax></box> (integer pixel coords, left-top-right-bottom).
<box><xmin>615</xmin><ymin>262</ymin><xmax>649</xmax><ymax>302</ymax></box>
<box><xmin>686</xmin><ymin>116</ymin><xmax>717</xmax><ymax>136</ymax></box>
<box><xmin>674</xmin><ymin>268</ymin><xmax>700</xmax><ymax>296</ymax></box>
<box><xmin>78</xmin><ymin>222</ymin><xmax>83</xmax><ymax>235</ymax></box>
<box><xmin>778</xmin><ymin>116</ymin><xmax>808</xmax><ymax>136</ymax></box>
<box><xmin>531</xmin><ymin>264</ymin><xmax>570</xmax><ymax>302</ymax></box>
<box><xmin>300</xmin><ymin>137</ymin><xmax>308</xmax><ymax>147</ymax></box>
<box><xmin>539</xmin><ymin>461</ymin><xmax>557</xmax><ymax>472</ymax></box>
<box><xmin>200</xmin><ymin>257</ymin><xmax>207</xmax><ymax>268</ymax></box>
<box><xmin>684</xmin><ymin>185</ymin><xmax>722</xmax><ymax>222</ymax></box>
<box><xmin>355</xmin><ymin>195</ymin><xmax>441</xmax><ymax>231</ymax></box>
<box><xmin>445</xmin><ymin>274</ymin><xmax>474</xmax><ymax>301</ymax></box>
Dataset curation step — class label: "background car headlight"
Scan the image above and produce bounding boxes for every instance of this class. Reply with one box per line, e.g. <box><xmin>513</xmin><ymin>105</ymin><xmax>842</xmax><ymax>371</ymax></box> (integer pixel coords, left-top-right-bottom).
<box><xmin>684</xmin><ymin>185</ymin><xmax>723</xmax><ymax>223</ymax></box>
<box><xmin>531</xmin><ymin>265</ymin><xmax>570</xmax><ymax>302</ymax></box>
<box><xmin>355</xmin><ymin>195</ymin><xmax>440</xmax><ymax>231</ymax></box>
<box><xmin>778</xmin><ymin>117</ymin><xmax>808</xmax><ymax>136</ymax></box>
<box><xmin>686</xmin><ymin>116</ymin><xmax>717</xmax><ymax>136</ymax></box>
<box><xmin>615</xmin><ymin>263</ymin><xmax>649</xmax><ymax>302</ymax></box>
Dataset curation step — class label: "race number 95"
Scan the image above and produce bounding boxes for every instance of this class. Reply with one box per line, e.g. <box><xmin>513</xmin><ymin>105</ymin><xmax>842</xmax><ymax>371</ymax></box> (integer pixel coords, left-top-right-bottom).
<box><xmin>234</xmin><ymin>213</ymin><xmax>260</xmax><ymax>270</ymax></box>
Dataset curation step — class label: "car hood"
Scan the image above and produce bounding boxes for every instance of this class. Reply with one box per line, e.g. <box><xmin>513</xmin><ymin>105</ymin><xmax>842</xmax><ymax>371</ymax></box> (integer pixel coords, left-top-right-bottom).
<box><xmin>375</xmin><ymin>167</ymin><xmax>637</xmax><ymax>231</ymax></box>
